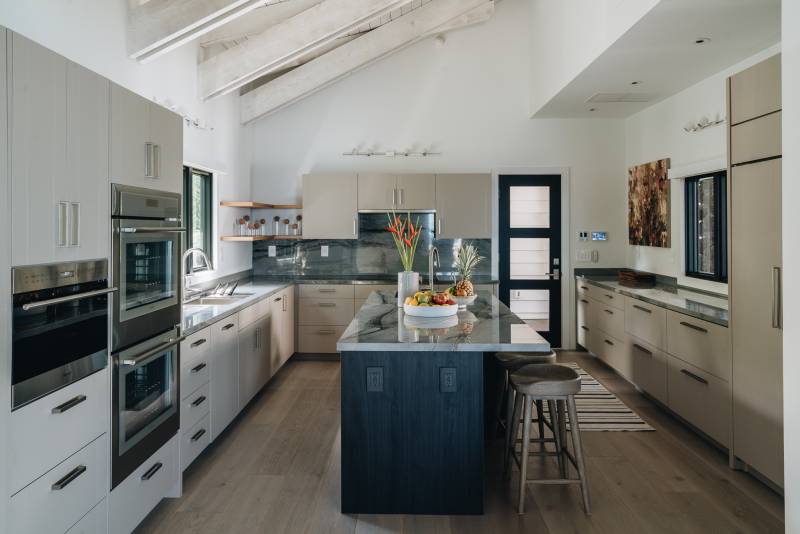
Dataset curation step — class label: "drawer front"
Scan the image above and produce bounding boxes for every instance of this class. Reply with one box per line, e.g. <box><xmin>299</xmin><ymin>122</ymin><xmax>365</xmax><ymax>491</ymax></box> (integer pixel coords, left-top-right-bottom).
<box><xmin>624</xmin><ymin>297</ymin><xmax>667</xmax><ymax>350</ymax></box>
<box><xmin>299</xmin><ymin>284</ymin><xmax>355</xmax><ymax>299</ymax></box>
<box><xmin>299</xmin><ymin>298</ymin><xmax>355</xmax><ymax>326</ymax></box>
<box><xmin>239</xmin><ymin>301</ymin><xmax>266</xmax><ymax>329</ymax></box>
<box><xmin>666</xmin><ymin>311</ymin><xmax>730</xmax><ymax>380</ymax></box>
<box><xmin>182</xmin><ymin>327</ymin><xmax>212</xmax><ymax>366</ymax></box>
<box><xmin>297</xmin><ymin>325</ymin><xmax>347</xmax><ymax>353</ymax></box>
<box><xmin>10</xmin><ymin>368</ymin><xmax>108</xmax><ymax>495</ymax></box>
<box><xmin>181</xmin><ymin>414</ymin><xmax>210</xmax><ymax>471</ymax></box>
<box><xmin>576</xmin><ymin>296</ymin><xmax>593</xmax><ymax>349</ymax></box>
<box><xmin>181</xmin><ymin>381</ymin><xmax>210</xmax><ymax>431</ymax></box>
<box><xmin>595</xmin><ymin>333</ymin><xmax>631</xmax><ymax>380</ymax></box>
<box><xmin>667</xmin><ymin>355</ymin><xmax>730</xmax><ymax>447</ymax></box>
<box><xmin>595</xmin><ymin>301</ymin><xmax>624</xmax><ymax>340</ymax></box>
<box><xmin>628</xmin><ymin>336</ymin><xmax>667</xmax><ymax>405</ymax></box>
<box><xmin>10</xmin><ymin>434</ymin><xmax>107</xmax><ymax>534</ymax></box>
<box><xmin>731</xmin><ymin>111</ymin><xmax>781</xmax><ymax>164</ymax></box>
<box><xmin>65</xmin><ymin>498</ymin><xmax>107</xmax><ymax>534</ymax></box>
<box><xmin>180</xmin><ymin>339</ymin><xmax>211</xmax><ymax>400</ymax></box>
<box><xmin>354</xmin><ymin>284</ymin><xmax>396</xmax><ymax>299</ymax></box>
<box><xmin>109</xmin><ymin>435</ymin><xmax>179</xmax><ymax>534</ymax></box>
<box><xmin>596</xmin><ymin>288</ymin><xmax>623</xmax><ymax>310</ymax></box>
<box><xmin>576</xmin><ymin>280</ymin><xmax>594</xmax><ymax>298</ymax></box>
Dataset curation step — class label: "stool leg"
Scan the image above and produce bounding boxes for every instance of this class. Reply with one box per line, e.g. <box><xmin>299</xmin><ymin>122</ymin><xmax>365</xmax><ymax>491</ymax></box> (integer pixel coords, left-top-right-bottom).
<box><xmin>547</xmin><ymin>399</ymin><xmax>564</xmax><ymax>476</ymax></box>
<box><xmin>503</xmin><ymin>387</ymin><xmax>519</xmax><ymax>478</ymax></box>
<box><xmin>518</xmin><ymin>394</ymin><xmax>533</xmax><ymax>514</ymax></box>
<box><xmin>557</xmin><ymin>399</ymin><xmax>568</xmax><ymax>478</ymax></box>
<box><xmin>535</xmin><ymin>400</ymin><xmax>546</xmax><ymax>452</ymax></box>
<box><xmin>495</xmin><ymin>368</ymin><xmax>509</xmax><ymax>435</ymax></box>
<box><xmin>567</xmin><ymin>396</ymin><xmax>591</xmax><ymax>515</ymax></box>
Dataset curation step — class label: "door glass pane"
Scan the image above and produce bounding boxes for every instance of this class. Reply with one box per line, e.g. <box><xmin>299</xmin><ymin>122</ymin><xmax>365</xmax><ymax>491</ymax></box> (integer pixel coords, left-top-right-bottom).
<box><xmin>509</xmin><ymin>289</ymin><xmax>549</xmax><ymax>332</ymax></box>
<box><xmin>510</xmin><ymin>186</ymin><xmax>549</xmax><ymax>228</ymax></box>
<box><xmin>695</xmin><ymin>176</ymin><xmax>716</xmax><ymax>275</ymax></box>
<box><xmin>510</xmin><ymin>238</ymin><xmax>549</xmax><ymax>280</ymax></box>
<box><xmin>124</xmin><ymin>240</ymin><xmax>175</xmax><ymax>311</ymax></box>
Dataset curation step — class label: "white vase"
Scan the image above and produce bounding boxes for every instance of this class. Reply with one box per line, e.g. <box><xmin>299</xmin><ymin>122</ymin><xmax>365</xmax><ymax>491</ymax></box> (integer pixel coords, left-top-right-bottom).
<box><xmin>397</xmin><ymin>271</ymin><xmax>420</xmax><ymax>307</ymax></box>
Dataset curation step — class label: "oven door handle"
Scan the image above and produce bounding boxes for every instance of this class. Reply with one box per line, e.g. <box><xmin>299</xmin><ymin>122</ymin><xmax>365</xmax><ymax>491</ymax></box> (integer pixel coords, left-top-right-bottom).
<box><xmin>22</xmin><ymin>287</ymin><xmax>118</xmax><ymax>311</ymax></box>
<box><xmin>118</xmin><ymin>227</ymin><xmax>186</xmax><ymax>234</ymax></box>
<box><xmin>120</xmin><ymin>336</ymin><xmax>185</xmax><ymax>367</ymax></box>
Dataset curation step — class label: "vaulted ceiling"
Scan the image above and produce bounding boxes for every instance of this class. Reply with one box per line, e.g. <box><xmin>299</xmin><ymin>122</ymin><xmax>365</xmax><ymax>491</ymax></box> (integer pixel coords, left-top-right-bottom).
<box><xmin>127</xmin><ymin>0</ymin><xmax>496</xmax><ymax>124</ymax></box>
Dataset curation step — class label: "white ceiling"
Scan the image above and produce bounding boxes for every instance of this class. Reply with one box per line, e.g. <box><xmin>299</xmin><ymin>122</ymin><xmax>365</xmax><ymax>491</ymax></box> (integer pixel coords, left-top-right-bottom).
<box><xmin>534</xmin><ymin>0</ymin><xmax>781</xmax><ymax>118</ymax></box>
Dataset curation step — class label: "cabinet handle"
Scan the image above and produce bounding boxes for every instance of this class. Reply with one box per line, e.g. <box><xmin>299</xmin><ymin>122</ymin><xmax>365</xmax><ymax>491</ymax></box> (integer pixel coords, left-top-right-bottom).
<box><xmin>353</xmin><ymin>217</ymin><xmax>357</xmax><ymax>236</ymax></box>
<box><xmin>680</xmin><ymin>369</ymin><xmax>708</xmax><ymax>385</ymax></box>
<box><xmin>191</xmin><ymin>362</ymin><xmax>207</xmax><ymax>373</ymax></box>
<box><xmin>604</xmin><ymin>294</ymin><xmax>614</xmax><ymax>299</ymax></box>
<box><xmin>57</xmin><ymin>202</ymin><xmax>69</xmax><ymax>247</ymax></box>
<box><xmin>152</xmin><ymin>144</ymin><xmax>160</xmax><ymax>179</ymax></box>
<box><xmin>679</xmin><ymin>321</ymin><xmax>707</xmax><ymax>334</ymax></box>
<box><xmin>144</xmin><ymin>143</ymin><xmax>154</xmax><ymax>178</ymax></box>
<box><xmin>317</xmin><ymin>329</ymin><xmax>336</xmax><ymax>335</ymax></box>
<box><xmin>773</xmin><ymin>266</ymin><xmax>782</xmax><ymax>329</ymax></box>
<box><xmin>603</xmin><ymin>309</ymin><xmax>613</xmax><ymax>315</ymax></box>
<box><xmin>437</xmin><ymin>218</ymin><xmax>442</xmax><ymax>236</ymax></box>
<box><xmin>191</xmin><ymin>395</ymin><xmax>207</xmax><ymax>407</ymax></box>
<box><xmin>632</xmin><ymin>304</ymin><xmax>651</xmax><ymax>314</ymax></box>
<box><xmin>392</xmin><ymin>188</ymin><xmax>397</xmax><ymax>206</ymax></box>
<box><xmin>141</xmin><ymin>462</ymin><xmax>163</xmax><ymax>481</ymax></box>
<box><xmin>604</xmin><ymin>339</ymin><xmax>614</xmax><ymax>346</ymax></box>
<box><xmin>580</xmin><ymin>299</ymin><xmax>589</xmax><ymax>304</ymax></box>
<box><xmin>580</xmin><ymin>326</ymin><xmax>589</xmax><ymax>331</ymax></box>
<box><xmin>580</xmin><ymin>286</ymin><xmax>589</xmax><ymax>291</ymax></box>
<box><xmin>69</xmin><ymin>202</ymin><xmax>80</xmax><ymax>246</ymax></box>
<box><xmin>283</xmin><ymin>298</ymin><xmax>287</xmax><ymax>312</ymax></box>
<box><xmin>51</xmin><ymin>394</ymin><xmax>87</xmax><ymax>414</ymax></box>
<box><xmin>254</xmin><ymin>328</ymin><xmax>260</xmax><ymax>350</ymax></box>
<box><xmin>318</xmin><ymin>288</ymin><xmax>337</xmax><ymax>293</ymax></box>
<box><xmin>191</xmin><ymin>338</ymin><xmax>207</xmax><ymax>348</ymax></box>
<box><xmin>318</xmin><ymin>302</ymin><xmax>336</xmax><ymax>308</ymax></box>
<box><xmin>51</xmin><ymin>465</ymin><xmax>87</xmax><ymax>490</ymax></box>
<box><xmin>222</xmin><ymin>323</ymin><xmax>235</xmax><ymax>331</ymax></box>
<box><xmin>399</xmin><ymin>188</ymin><xmax>404</xmax><ymax>206</ymax></box>
<box><xmin>632</xmin><ymin>343</ymin><xmax>652</xmax><ymax>356</ymax></box>
<box><xmin>191</xmin><ymin>428</ymin><xmax>207</xmax><ymax>442</ymax></box>
<box><xmin>274</xmin><ymin>297</ymin><xmax>282</xmax><ymax>302</ymax></box>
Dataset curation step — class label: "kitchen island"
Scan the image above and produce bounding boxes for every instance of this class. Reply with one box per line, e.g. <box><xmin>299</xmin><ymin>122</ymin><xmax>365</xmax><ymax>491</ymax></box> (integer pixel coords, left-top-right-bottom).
<box><xmin>336</xmin><ymin>290</ymin><xmax>549</xmax><ymax>515</ymax></box>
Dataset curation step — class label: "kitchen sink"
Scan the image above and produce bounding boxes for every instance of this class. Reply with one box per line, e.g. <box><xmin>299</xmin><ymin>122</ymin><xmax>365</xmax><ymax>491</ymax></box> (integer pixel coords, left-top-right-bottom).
<box><xmin>185</xmin><ymin>293</ymin><xmax>253</xmax><ymax>306</ymax></box>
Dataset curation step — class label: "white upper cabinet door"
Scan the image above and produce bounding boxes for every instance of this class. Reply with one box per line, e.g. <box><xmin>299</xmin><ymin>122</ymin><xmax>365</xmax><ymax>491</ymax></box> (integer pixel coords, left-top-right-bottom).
<box><xmin>397</xmin><ymin>174</ymin><xmax>436</xmax><ymax>211</ymax></box>
<box><xmin>358</xmin><ymin>173</ymin><xmax>397</xmax><ymax>210</ymax></box>
<box><xmin>110</xmin><ymin>83</ymin><xmax>150</xmax><ymax>189</ymax></box>
<box><xmin>149</xmin><ymin>102</ymin><xmax>183</xmax><ymax>194</ymax></box>
<box><xmin>729</xmin><ymin>53</ymin><xmax>781</xmax><ymax>125</ymax></box>
<box><xmin>435</xmin><ymin>174</ymin><xmax>492</xmax><ymax>239</ymax></box>
<box><xmin>10</xmin><ymin>33</ymin><xmax>67</xmax><ymax>266</ymax></box>
<box><xmin>303</xmin><ymin>173</ymin><xmax>358</xmax><ymax>239</ymax></box>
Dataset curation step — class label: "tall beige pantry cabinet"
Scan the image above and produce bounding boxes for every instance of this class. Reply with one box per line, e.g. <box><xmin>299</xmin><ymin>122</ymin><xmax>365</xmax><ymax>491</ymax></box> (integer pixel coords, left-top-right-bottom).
<box><xmin>728</xmin><ymin>54</ymin><xmax>783</xmax><ymax>487</ymax></box>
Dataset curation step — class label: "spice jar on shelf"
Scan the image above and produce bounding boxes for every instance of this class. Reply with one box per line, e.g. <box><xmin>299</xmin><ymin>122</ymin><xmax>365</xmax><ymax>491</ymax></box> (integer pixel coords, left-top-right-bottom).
<box><xmin>235</xmin><ymin>218</ymin><xmax>246</xmax><ymax>236</ymax></box>
<box><xmin>273</xmin><ymin>216</ymin><xmax>280</xmax><ymax>236</ymax></box>
<box><xmin>291</xmin><ymin>223</ymin><xmax>299</xmax><ymax>236</ymax></box>
<box><xmin>296</xmin><ymin>214</ymin><xmax>302</xmax><ymax>236</ymax></box>
<box><xmin>282</xmin><ymin>219</ymin><xmax>290</xmax><ymax>235</ymax></box>
<box><xmin>259</xmin><ymin>219</ymin><xmax>267</xmax><ymax>236</ymax></box>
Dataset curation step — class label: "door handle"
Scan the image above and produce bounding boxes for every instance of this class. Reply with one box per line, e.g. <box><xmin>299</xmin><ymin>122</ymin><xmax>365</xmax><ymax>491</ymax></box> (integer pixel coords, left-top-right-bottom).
<box><xmin>773</xmin><ymin>266</ymin><xmax>782</xmax><ymax>329</ymax></box>
<box><xmin>190</xmin><ymin>338</ymin><xmax>207</xmax><ymax>348</ymax></box>
<box><xmin>544</xmin><ymin>269</ymin><xmax>560</xmax><ymax>280</ymax></box>
<box><xmin>23</xmin><ymin>286</ymin><xmax>118</xmax><ymax>311</ymax></box>
<box><xmin>222</xmin><ymin>323</ymin><xmax>235</xmax><ymax>331</ymax></box>
<box><xmin>191</xmin><ymin>395</ymin><xmax>207</xmax><ymax>407</ymax></box>
<box><xmin>191</xmin><ymin>428</ymin><xmax>207</xmax><ymax>442</ymax></box>
<box><xmin>190</xmin><ymin>362</ymin><xmax>207</xmax><ymax>373</ymax></box>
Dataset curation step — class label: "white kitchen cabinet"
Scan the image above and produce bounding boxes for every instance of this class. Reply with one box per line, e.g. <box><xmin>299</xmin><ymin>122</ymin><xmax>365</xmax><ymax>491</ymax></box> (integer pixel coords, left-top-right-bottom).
<box><xmin>238</xmin><ymin>312</ymin><xmax>271</xmax><ymax>408</ymax></box>
<box><xmin>435</xmin><ymin>174</ymin><xmax>491</xmax><ymax>239</ymax></box>
<box><xmin>110</xmin><ymin>83</ymin><xmax>182</xmax><ymax>194</ymax></box>
<box><xmin>65</xmin><ymin>498</ymin><xmax>107</xmax><ymax>534</ymax></box>
<box><xmin>181</xmin><ymin>414</ymin><xmax>210</xmax><ymax>472</ymax></box>
<box><xmin>358</xmin><ymin>173</ymin><xmax>397</xmax><ymax>210</ymax></box>
<box><xmin>397</xmin><ymin>174</ymin><xmax>436</xmax><ymax>210</ymax></box>
<box><xmin>270</xmin><ymin>287</ymin><xmax>295</xmax><ymax>374</ymax></box>
<box><xmin>576</xmin><ymin>296</ymin><xmax>592</xmax><ymax>349</ymax></box>
<box><xmin>210</xmin><ymin>315</ymin><xmax>239</xmax><ymax>440</ymax></box>
<box><xmin>282</xmin><ymin>287</ymin><xmax>296</xmax><ymax>364</ymax></box>
<box><xmin>303</xmin><ymin>173</ymin><xmax>358</xmax><ymax>239</ymax></box>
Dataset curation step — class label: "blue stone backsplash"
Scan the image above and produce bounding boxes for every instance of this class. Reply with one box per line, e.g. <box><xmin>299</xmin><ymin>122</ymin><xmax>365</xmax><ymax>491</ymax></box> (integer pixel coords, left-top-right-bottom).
<box><xmin>252</xmin><ymin>213</ymin><xmax>491</xmax><ymax>280</ymax></box>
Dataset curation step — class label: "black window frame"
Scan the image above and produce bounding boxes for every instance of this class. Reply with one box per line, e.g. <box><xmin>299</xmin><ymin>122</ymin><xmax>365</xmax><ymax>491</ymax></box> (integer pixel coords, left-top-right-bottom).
<box><xmin>684</xmin><ymin>171</ymin><xmax>727</xmax><ymax>283</ymax></box>
<box><xmin>183</xmin><ymin>166</ymin><xmax>214</xmax><ymax>274</ymax></box>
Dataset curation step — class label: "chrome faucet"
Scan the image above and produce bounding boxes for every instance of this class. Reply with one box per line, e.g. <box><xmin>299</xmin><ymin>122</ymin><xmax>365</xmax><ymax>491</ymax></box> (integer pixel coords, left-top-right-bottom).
<box><xmin>428</xmin><ymin>246</ymin><xmax>440</xmax><ymax>292</ymax></box>
<box><xmin>182</xmin><ymin>247</ymin><xmax>213</xmax><ymax>300</ymax></box>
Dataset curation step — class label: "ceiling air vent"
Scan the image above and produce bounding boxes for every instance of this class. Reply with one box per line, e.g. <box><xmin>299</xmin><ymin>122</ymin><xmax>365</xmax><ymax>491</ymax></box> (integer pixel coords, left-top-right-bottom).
<box><xmin>586</xmin><ymin>93</ymin><xmax>654</xmax><ymax>103</ymax></box>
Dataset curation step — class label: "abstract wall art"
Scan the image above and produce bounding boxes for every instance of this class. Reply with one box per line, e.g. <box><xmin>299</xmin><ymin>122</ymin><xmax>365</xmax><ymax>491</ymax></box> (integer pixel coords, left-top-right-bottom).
<box><xmin>628</xmin><ymin>158</ymin><xmax>671</xmax><ymax>248</ymax></box>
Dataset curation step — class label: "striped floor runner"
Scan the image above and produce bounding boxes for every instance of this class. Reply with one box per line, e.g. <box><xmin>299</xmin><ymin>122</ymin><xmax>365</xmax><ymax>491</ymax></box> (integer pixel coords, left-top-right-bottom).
<box><xmin>541</xmin><ymin>363</ymin><xmax>654</xmax><ymax>432</ymax></box>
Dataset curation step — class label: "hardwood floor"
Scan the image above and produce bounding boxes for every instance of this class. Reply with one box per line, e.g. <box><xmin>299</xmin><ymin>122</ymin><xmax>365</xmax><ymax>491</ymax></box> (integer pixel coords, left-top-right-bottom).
<box><xmin>135</xmin><ymin>352</ymin><xmax>784</xmax><ymax>534</ymax></box>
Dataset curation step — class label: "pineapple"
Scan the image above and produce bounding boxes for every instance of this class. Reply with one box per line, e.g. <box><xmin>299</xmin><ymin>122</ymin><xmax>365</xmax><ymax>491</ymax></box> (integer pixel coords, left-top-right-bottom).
<box><xmin>454</xmin><ymin>244</ymin><xmax>482</xmax><ymax>296</ymax></box>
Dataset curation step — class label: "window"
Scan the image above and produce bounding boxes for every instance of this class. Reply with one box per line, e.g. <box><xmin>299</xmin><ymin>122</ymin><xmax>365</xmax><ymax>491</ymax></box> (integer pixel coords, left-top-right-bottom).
<box><xmin>685</xmin><ymin>172</ymin><xmax>727</xmax><ymax>282</ymax></box>
<box><xmin>183</xmin><ymin>166</ymin><xmax>213</xmax><ymax>273</ymax></box>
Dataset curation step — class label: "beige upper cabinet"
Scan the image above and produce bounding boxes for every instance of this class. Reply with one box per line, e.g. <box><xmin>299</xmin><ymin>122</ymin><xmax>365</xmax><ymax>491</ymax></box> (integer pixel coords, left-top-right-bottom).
<box><xmin>397</xmin><ymin>174</ymin><xmax>435</xmax><ymax>210</ymax></box>
<box><xmin>729</xmin><ymin>53</ymin><xmax>781</xmax><ymax>125</ymax></box>
<box><xmin>303</xmin><ymin>173</ymin><xmax>358</xmax><ymax>239</ymax></box>
<box><xmin>358</xmin><ymin>174</ymin><xmax>396</xmax><ymax>210</ymax></box>
<box><xmin>435</xmin><ymin>174</ymin><xmax>492</xmax><ymax>239</ymax></box>
<box><xmin>110</xmin><ymin>83</ymin><xmax>182</xmax><ymax>194</ymax></box>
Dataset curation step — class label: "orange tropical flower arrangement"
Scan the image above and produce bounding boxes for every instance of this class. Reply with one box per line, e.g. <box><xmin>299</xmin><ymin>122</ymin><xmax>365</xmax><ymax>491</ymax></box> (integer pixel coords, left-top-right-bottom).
<box><xmin>385</xmin><ymin>211</ymin><xmax>423</xmax><ymax>272</ymax></box>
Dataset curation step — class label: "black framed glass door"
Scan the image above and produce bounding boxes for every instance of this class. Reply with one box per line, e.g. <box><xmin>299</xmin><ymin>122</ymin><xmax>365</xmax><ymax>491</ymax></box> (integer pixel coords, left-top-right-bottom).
<box><xmin>499</xmin><ymin>175</ymin><xmax>562</xmax><ymax>347</ymax></box>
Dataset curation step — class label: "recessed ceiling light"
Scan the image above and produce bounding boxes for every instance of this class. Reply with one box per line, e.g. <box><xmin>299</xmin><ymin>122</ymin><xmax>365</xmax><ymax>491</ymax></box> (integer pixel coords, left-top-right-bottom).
<box><xmin>695</xmin><ymin>37</ymin><xmax>711</xmax><ymax>45</ymax></box>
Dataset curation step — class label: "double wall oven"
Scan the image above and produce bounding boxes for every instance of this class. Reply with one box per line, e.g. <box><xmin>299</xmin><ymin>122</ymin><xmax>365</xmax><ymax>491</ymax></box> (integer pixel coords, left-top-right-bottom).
<box><xmin>111</xmin><ymin>184</ymin><xmax>184</xmax><ymax>488</ymax></box>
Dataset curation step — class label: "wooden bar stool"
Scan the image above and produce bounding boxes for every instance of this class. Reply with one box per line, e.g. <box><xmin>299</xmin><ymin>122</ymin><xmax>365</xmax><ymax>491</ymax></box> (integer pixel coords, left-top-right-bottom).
<box><xmin>505</xmin><ymin>363</ymin><xmax>591</xmax><ymax>515</ymax></box>
<box><xmin>493</xmin><ymin>351</ymin><xmax>556</xmax><ymax>439</ymax></box>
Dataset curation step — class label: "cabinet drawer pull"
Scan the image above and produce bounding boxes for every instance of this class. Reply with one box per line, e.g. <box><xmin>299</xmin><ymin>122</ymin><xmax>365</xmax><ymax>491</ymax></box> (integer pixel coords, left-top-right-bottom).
<box><xmin>141</xmin><ymin>462</ymin><xmax>163</xmax><ymax>481</ymax></box>
<box><xmin>51</xmin><ymin>465</ymin><xmax>86</xmax><ymax>490</ymax></box>
<box><xmin>580</xmin><ymin>286</ymin><xmax>589</xmax><ymax>291</ymax></box>
<box><xmin>222</xmin><ymin>323</ymin><xmax>235</xmax><ymax>331</ymax></box>
<box><xmin>191</xmin><ymin>428</ymin><xmax>207</xmax><ymax>442</ymax></box>
<box><xmin>580</xmin><ymin>326</ymin><xmax>589</xmax><ymax>331</ymax></box>
<box><xmin>191</xmin><ymin>395</ymin><xmax>207</xmax><ymax>407</ymax></box>
<box><xmin>317</xmin><ymin>329</ymin><xmax>336</xmax><ymax>335</ymax></box>
<box><xmin>191</xmin><ymin>362</ymin><xmax>207</xmax><ymax>373</ymax></box>
<box><xmin>318</xmin><ymin>288</ymin><xmax>337</xmax><ymax>293</ymax></box>
<box><xmin>274</xmin><ymin>297</ymin><xmax>282</xmax><ymax>302</ymax></box>
<box><xmin>632</xmin><ymin>343</ymin><xmax>652</xmax><ymax>356</ymax></box>
<box><xmin>318</xmin><ymin>302</ymin><xmax>337</xmax><ymax>308</ymax></box>
<box><xmin>679</xmin><ymin>321</ymin><xmax>707</xmax><ymax>334</ymax></box>
<box><xmin>632</xmin><ymin>304</ymin><xmax>652</xmax><ymax>314</ymax></box>
<box><xmin>604</xmin><ymin>339</ymin><xmax>614</xmax><ymax>346</ymax></box>
<box><xmin>191</xmin><ymin>338</ymin><xmax>207</xmax><ymax>348</ymax></box>
<box><xmin>603</xmin><ymin>309</ymin><xmax>613</xmax><ymax>315</ymax></box>
<box><xmin>580</xmin><ymin>299</ymin><xmax>589</xmax><ymax>304</ymax></box>
<box><xmin>51</xmin><ymin>394</ymin><xmax>87</xmax><ymax>414</ymax></box>
<box><xmin>604</xmin><ymin>294</ymin><xmax>614</xmax><ymax>299</ymax></box>
<box><xmin>680</xmin><ymin>369</ymin><xmax>708</xmax><ymax>385</ymax></box>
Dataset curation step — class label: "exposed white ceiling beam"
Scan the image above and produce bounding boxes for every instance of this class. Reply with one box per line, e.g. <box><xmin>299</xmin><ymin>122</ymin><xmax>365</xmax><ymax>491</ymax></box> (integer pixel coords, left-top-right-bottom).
<box><xmin>199</xmin><ymin>0</ymin><xmax>412</xmax><ymax>100</ymax></box>
<box><xmin>128</xmin><ymin>0</ymin><xmax>281</xmax><ymax>62</ymax></box>
<box><xmin>240</xmin><ymin>0</ymin><xmax>494</xmax><ymax>124</ymax></box>
<box><xmin>428</xmin><ymin>1</ymin><xmax>493</xmax><ymax>35</ymax></box>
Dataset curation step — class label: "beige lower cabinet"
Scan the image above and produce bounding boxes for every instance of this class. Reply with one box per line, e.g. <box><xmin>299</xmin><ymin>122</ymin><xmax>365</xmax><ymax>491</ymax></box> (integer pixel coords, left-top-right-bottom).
<box><xmin>628</xmin><ymin>336</ymin><xmax>667</xmax><ymax>405</ymax></box>
<box><xmin>666</xmin><ymin>355</ymin><xmax>730</xmax><ymax>447</ymax></box>
<box><xmin>298</xmin><ymin>284</ymin><xmax>355</xmax><ymax>354</ymax></box>
<box><xmin>594</xmin><ymin>332</ymin><xmax>631</xmax><ymax>381</ymax></box>
<box><xmin>624</xmin><ymin>297</ymin><xmax>666</xmax><ymax>350</ymax></box>
<box><xmin>666</xmin><ymin>310</ymin><xmax>730</xmax><ymax>381</ymax></box>
<box><xmin>576</xmin><ymin>296</ymin><xmax>592</xmax><ymax>349</ymax></box>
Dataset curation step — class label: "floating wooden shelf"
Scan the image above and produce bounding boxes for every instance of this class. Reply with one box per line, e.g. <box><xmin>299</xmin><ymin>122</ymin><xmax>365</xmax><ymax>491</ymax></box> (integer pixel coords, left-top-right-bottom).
<box><xmin>220</xmin><ymin>235</ymin><xmax>303</xmax><ymax>242</ymax></box>
<box><xmin>220</xmin><ymin>201</ymin><xmax>302</xmax><ymax>209</ymax></box>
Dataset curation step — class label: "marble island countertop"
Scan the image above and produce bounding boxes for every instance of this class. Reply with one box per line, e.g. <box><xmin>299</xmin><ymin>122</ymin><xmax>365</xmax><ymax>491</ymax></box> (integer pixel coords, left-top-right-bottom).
<box><xmin>254</xmin><ymin>274</ymin><xmax>499</xmax><ymax>285</ymax></box>
<box><xmin>576</xmin><ymin>275</ymin><xmax>729</xmax><ymax>326</ymax></box>
<box><xmin>337</xmin><ymin>290</ymin><xmax>550</xmax><ymax>352</ymax></box>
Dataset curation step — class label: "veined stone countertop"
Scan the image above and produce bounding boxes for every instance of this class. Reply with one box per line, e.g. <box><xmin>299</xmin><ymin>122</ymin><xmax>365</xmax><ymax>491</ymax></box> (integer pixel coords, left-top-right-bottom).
<box><xmin>253</xmin><ymin>274</ymin><xmax>499</xmax><ymax>285</ymax></box>
<box><xmin>337</xmin><ymin>290</ymin><xmax>550</xmax><ymax>352</ymax></box>
<box><xmin>576</xmin><ymin>275</ymin><xmax>729</xmax><ymax>327</ymax></box>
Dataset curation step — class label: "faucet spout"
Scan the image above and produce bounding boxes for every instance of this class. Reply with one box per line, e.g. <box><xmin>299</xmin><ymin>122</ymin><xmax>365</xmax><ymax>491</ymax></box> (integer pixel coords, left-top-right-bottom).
<box><xmin>428</xmin><ymin>246</ymin><xmax>440</xmax><ymax>292</ymax></box>
<box><xmin>182</xmin><ymin>247</ymin><xmax>214</xmax><ymax>300</ymax></box>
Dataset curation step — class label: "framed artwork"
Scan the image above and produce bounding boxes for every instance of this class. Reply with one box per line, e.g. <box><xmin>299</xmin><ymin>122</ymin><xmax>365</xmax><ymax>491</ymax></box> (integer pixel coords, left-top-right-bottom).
<box><xmin>628</xmin><ymin>158</ymin><xmax>671</xmax><ymax>248</ymax></box>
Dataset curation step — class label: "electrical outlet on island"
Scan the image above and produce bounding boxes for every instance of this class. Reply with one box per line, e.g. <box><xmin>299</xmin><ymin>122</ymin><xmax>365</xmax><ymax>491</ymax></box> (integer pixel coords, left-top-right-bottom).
<box><xmin>321</xmin><ymin>245</ymin><xmax>329</xmax><ymax>257</ymax></box>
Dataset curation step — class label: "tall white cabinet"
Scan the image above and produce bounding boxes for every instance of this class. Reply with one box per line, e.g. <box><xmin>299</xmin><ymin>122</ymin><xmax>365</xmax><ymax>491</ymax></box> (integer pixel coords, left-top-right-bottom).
<box><xmin>728</xmin><ymin>54</ymin><xmax>783</xmax><ymax>488</ymax></box>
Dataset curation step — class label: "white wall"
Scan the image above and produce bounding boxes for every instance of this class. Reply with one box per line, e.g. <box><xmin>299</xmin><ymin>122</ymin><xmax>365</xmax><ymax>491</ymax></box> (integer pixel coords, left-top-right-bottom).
<box><xmin>624</xmin><ymin>45</ymin><xmax>780</xmax><ymax>294</ymax></box>
<box><xmin>782</xmin><ymin>0</ymin><xmax>800</xmax><ymax>529</ymax></box>
<box><xmin>0</xmin><ymin>0</ymin><xmax>252</xmax><ymax>280</ymax></box>
<box><xmin>528</xmin><ymin>0</ymin><xmax>659</xmax><ymax>116</ymax></box>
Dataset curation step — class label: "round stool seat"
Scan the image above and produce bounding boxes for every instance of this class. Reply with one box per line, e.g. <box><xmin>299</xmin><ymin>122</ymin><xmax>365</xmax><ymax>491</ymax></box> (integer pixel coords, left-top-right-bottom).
<box><xmin>494</xmin><ymin>351</ymin><xmax>556</xmax><ymax>370</ymax></box>
<box><xmin>510</xmin><ymin>364</ymin><xmax>581</xmax><ymax>396</ymax></box>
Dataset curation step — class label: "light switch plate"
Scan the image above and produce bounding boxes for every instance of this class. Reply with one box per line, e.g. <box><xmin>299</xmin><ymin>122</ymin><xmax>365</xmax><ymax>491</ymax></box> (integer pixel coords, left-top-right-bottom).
<box><xmin>321</xmin><ymin>245</ymin><xmax>329</xmax><ymax>257</ymax></box>
<box><xmin>268</xmin><ymin>245</ymin><xmax>276</xmax><ymax>257</ymax></box>
<box><xmin>440</xmin><ymin>367</ymin><xmax>457</xmax><ymax>393</ymax></box>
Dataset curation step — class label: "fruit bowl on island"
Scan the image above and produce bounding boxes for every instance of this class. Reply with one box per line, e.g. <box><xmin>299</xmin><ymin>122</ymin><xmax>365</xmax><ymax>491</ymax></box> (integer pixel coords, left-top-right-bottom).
<box><xmin>403</xmin><ymin>290</ymin><xmax>459</xmax><ymax>317</ymax></box>
<box><xmin>446</xmin><ymin>285</ymin><xmax>477</xmax><ymax>308</ymax></box>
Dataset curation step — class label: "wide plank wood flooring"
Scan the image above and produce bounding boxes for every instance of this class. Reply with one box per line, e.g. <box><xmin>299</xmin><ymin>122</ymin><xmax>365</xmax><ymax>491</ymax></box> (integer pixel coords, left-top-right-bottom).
<box><xmin>135</xmin><ymin>352</ymin><xmax>784</xmax><ymax>533</ymax></box>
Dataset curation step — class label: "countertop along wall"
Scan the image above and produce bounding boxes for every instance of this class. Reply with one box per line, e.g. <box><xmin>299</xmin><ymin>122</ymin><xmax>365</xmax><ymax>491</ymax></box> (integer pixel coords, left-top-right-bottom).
<box><xmin>624</xmin><ymin>44</ymin><xmax>780</xmax><ymax>295</ymax></box>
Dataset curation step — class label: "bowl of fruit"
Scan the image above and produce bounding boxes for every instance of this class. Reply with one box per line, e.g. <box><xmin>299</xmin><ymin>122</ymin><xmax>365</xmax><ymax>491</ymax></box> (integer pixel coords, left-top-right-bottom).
<box><xmin>447</xmin><ymin>243</ymin><xmax>482</xmax><ymax>308</ymax></box>
<box><xmin>403</xmin><ymin>290</ymin><xmax>458</xmax><ymax>317</ymax></box>
<box><xmin>447</xmin><ymin>285</ymin><xmax>477</xmax><ymax>308</ymax></box>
